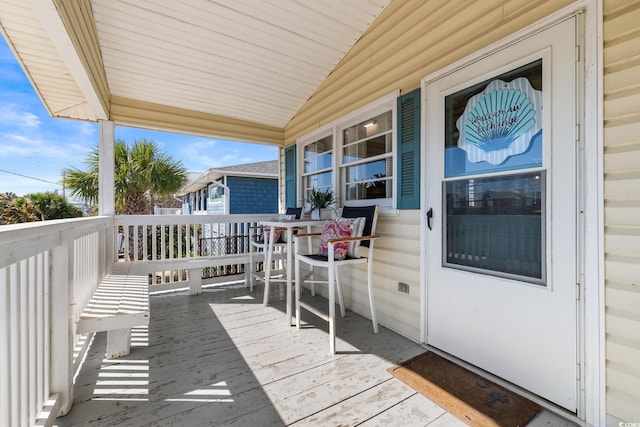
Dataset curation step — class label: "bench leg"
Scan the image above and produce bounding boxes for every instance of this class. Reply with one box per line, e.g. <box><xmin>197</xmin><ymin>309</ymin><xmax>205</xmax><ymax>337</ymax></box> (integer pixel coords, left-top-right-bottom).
<box><xmin>107</xmin><ymin>328</ymin><xmax>131</xmax><ymax>359</ymax></box>
<box><xmin>189</xmin><ymin>268</ymin><xmax>202</xmax><ymax>295</ymax></box>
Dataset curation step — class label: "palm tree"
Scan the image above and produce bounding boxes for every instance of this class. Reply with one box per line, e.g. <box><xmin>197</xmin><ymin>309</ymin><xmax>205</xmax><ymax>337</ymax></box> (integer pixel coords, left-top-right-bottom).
<box><xmin>64</xmin><ymin>138</ymin><xmax>188</xmax><ymax>215</ymax></box>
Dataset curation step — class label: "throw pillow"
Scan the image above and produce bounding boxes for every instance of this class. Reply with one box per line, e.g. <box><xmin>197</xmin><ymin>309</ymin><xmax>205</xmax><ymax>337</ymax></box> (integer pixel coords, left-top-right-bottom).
<box><xmin>317</xmin><ymin>219</ymin><xmax>353</xmax><ymax>260</ymax></box>
<box><xmin>337</xmin><ymin>216</ymin><xmax>366</xmax><ymax>258</ymax></box>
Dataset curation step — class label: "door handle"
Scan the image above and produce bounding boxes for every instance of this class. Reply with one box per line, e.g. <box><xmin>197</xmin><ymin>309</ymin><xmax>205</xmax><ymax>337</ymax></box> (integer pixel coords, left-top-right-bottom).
<box><xmin>426</xmin><ymin>208</ymin><xmax>433</xmax><ymax>230</ymax></box>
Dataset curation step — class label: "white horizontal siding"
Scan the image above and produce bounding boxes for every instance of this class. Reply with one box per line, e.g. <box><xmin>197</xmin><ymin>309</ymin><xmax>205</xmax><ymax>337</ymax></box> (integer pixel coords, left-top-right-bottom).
<box><xmin>604</xmin><ymin>0</ymin><xmax>640</xmax><ymax>422</ymax></box>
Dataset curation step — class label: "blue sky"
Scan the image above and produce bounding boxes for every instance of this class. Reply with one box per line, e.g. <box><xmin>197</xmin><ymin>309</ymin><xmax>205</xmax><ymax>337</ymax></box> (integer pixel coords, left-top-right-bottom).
<box><xmin>0</xmin><ymin>37</ymin><xmax>277</xmax><ymax>197</ymax></box>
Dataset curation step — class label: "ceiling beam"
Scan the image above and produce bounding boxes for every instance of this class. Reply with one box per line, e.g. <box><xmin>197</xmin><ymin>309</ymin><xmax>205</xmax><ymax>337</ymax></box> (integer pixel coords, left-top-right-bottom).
<box><xmin>110</xmin><ymin>96</ymin><xmax>284</xmax><ymax>146</ymax></box>
<box><xmin>29</xmin><ymin>0</ymin><xmax>109</xmax><ymax>120</ymax></box>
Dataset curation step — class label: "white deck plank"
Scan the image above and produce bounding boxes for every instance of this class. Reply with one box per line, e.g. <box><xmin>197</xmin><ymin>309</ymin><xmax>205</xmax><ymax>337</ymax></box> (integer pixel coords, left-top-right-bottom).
<box><xmin>55</xmin><ymin>280</ymin><xmax>576</xmax><ymax>427</ymax></box>
<box><xmin>358</xmin><ymin>393</ymin><xmax>447</xmax><ymax>427</ymax></box>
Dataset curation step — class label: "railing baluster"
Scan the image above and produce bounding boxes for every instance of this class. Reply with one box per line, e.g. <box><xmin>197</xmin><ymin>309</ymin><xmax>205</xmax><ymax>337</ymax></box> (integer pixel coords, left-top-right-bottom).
<box><xmin>178</xmin><ymin>223</ymin><xmax>183</xmax><ymax>259</ymax></box>
<box><xmin>43</xmin><ymin>251</ymin><xmax>50</xmax><ymax>411</ymax></box>
<box><xmin>186</xmin><ymin>224</ymin><xmax>191</xmax><ymax>258</ymax></box>
<box><xmin>142</xmin><ymin>224</ymin><xmax>148</xmax><ymax>260</ymax></box>
<box><xmin>9</xmin><ymin>264</ymin><xmax>20</xmax><ymax>426</ymax></box>
<box><xmin>20</xmin><ymin>260</ymin><xmax>28</xmax><ymax>426</ymax></box>
<box><xmin>152</xmin><ymin>224</ymin><xmax>158</xmax><ymax>261</ymax></box>
<box><xmin>169</xmin><ymin>225</ymin><xmax>174</xmax><ymax>259</ymax></box>
<box><xmin>28</xmin><ymin>257</ymin><xmax>37</xmax><ymax>426</ymax></box>
<box><xmin>36</xmin><ymin>252</ymin><xmax>45</xmax><ymax>418</ymax></box>
<box><xmin>0</xmin><ymin>266</ymin><xmax>10</xmax><ymax>427</ymax></box>
<box><xmin>161</xmin><ymin>225</ymin><xmax>166</xmax><ymax>260</ymax></box>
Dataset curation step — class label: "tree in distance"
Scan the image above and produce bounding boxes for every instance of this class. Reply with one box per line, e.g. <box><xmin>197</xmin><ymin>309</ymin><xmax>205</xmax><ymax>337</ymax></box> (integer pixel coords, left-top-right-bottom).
<box><xmin>63</xmin><ymin>138</ymin><xmax>188</xmax><ymax>215</ymax></box>
<box><xmin>0</xmin><ymin>191</ymin><xmax>82</xmax><ymax>224</ymax></box>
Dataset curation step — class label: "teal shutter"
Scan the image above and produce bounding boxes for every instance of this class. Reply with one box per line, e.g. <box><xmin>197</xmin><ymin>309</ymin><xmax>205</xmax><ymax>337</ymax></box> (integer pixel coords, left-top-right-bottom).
<box><xmin>397</xmin><ymin>88</ymin><xmax>421</xmax><ymax>209</ymax></box>
<box><xmin>284</xmin><ymin>145</ymin><xmax>297</xmax><ymax>208</ymax></box>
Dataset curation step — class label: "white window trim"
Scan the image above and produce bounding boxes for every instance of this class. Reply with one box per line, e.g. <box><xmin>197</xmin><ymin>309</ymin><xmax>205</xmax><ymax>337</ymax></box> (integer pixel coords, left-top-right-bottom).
<box><xmin>298</xmin><ymin>128</ymin><xmax>335</xmax><ymax>211</ymax></box>
<box><xmin>337</xmin><ymin>97</ymin><xmax>397</xmax><ymax>209</ymax></box>
<box><xmin>296</xmin><ymin>91</ymin><xmax>399</xmax><ymax>211</ymax></box>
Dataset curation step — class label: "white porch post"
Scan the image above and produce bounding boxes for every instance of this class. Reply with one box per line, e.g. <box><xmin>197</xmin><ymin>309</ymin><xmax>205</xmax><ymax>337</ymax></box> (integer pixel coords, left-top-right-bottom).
<box><xmin>99</xmin><ymin>121</ymin><xmax>116</xmax><ymax>265</ymax></box>
<box><xmin>99</xmin><ymin>120</ymin><xmax>115</xmax><ymax>217</ymax></box>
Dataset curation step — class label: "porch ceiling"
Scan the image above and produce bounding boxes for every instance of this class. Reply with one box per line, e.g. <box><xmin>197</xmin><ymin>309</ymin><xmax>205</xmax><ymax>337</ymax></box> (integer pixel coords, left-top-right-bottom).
<box><xmin>0</xmin><ymin>0</ymin><xmax>390</xmax><ymax>143</ymax></box>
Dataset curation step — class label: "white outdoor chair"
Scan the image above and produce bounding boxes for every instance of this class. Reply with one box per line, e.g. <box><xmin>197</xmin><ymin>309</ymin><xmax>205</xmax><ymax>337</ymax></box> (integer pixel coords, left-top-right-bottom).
<box><xmin>294</xmin><ymin>205</ymin><xmax>379</xmax><ymax>354</ymax></box>
<box><xmin>248</xmin><ymin>207</ymin><xmax>302</xmax><ymax>294</ymax></box>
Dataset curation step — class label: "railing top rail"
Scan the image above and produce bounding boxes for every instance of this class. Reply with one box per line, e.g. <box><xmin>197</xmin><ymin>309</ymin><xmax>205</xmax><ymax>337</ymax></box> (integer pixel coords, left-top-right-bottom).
<box><xmin>0</xmin><ymin>216</ymin><xmax>112</xmax><ymax>242</ymax></box>
<box><xmin>0</xmin><ymin>216</ymin><xmax>112</xmax><ymax>269</ymax></box>
<box><xmin>113</xmin><ymin>213</ymin><xmax>278</xmax><ymax>226</ymax></box>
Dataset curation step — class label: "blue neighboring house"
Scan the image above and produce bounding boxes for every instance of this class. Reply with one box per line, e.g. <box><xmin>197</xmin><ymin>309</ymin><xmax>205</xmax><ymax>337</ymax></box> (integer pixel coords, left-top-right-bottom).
<box><xmin>178</xmin><ymin>160</ymin><xmax>279</xmax><ymax>215</ymax></box>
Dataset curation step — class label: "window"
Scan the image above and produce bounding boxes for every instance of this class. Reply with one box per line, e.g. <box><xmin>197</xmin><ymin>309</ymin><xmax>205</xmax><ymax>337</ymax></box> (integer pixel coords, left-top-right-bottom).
<box><xmin>301</xmin><ymin>134</ymin><xmax>333</xmax><ymax>206</ymax></box>
<box><xmin>341</xmin><ymin>110</ymin><xmax>393</xmax><ymax>205</ymax></box>
<box><xmin>297</xmin><ymin>93</ymin><xmax>397</xmax><ymax>211</ymax></box>
<box><xmin>207</xmin><ymin>182</ymin><xmax>228</xmax><ymax>215</ymax></box>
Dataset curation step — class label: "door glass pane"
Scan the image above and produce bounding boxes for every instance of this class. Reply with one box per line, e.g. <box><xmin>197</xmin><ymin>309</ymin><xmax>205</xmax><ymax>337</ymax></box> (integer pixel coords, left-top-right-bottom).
<box><xmin>444</xmin><ymin>171</ymin><xmax>545</xmax><ymax>284</ymax></box>
<box><xmin>444</xmin><ymin>60</ymin><xmax>543</xmax><ymax>178</ymax></box>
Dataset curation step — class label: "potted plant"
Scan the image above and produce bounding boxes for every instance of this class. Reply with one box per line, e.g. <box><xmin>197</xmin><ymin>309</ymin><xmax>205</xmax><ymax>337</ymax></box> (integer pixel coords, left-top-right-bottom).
<box><xmin>306</xmin><ymin>188</ymin><xmax>336</xmax><ymax>220</ymax></box>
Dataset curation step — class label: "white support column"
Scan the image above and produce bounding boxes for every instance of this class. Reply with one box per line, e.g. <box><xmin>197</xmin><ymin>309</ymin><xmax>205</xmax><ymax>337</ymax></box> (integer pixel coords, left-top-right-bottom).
<box><xmin>49</xmin><ymin>235</ymin><xmax>74</xmax><ymax>416</ymax></box>
<box><xmin>99</xmin><ymin>121</ymin><xmax>115</xmax><ymax>266</ymax></box>
<box><xmin>99</xmin><ymin>120</ymin><xmax>115</xmax><ymax>217</ymax></box>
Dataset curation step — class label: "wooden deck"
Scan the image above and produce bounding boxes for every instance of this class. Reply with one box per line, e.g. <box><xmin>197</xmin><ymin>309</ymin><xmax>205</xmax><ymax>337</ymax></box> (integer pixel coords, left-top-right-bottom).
<box><xmin>55</xmin><ymin>279</ymin><xmax>577</xmax><ymax>426</ymax></box>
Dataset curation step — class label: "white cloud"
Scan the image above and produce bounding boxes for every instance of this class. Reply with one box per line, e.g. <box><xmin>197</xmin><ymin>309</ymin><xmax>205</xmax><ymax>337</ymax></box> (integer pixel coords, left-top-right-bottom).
<box><xmin>0</xmin><ymin>106</ymin><xmax>95</xmax><ymax>164</ymax></box>
<box><xmin>179</xmin><ymin>138</ymin><xmax>224</xmax><ymax>169</ymax></box>
<box><xmin>0</xmin><ymin>104</ymin><xmax>41</xmax><ymax>128</ymax></box>
<box><xmin>1</xmin><ymin>133</ymin><xmax>55</xmax><ymax>156</ymax></box>
<box><xmin>79</xmin><ymin>122</ymin><xmax>96</xmax><ymax>136</ymax></box>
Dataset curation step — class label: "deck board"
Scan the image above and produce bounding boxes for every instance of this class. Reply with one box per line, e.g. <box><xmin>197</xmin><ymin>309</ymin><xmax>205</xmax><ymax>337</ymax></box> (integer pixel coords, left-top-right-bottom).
<box><xmin>56</xmin><ymin>280</ymin><xmax>575</xmax><ymax>426</ymax></box>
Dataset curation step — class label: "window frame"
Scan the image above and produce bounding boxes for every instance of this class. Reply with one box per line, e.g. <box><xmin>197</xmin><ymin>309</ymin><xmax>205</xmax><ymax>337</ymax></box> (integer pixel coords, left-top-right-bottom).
<box><xmin>296</xmin><ymin>92</ymin><xmax>398</xmax><ymax>211</ymax></box>
<box><xmin>299</xmin><ymin>129</ymin><xmax>335</xmax><ymax>212</ymax></box>
<box><xmin>337</xmin><ymin>107</ymin><xmax>395</xmax><ymax>208</ymax></box>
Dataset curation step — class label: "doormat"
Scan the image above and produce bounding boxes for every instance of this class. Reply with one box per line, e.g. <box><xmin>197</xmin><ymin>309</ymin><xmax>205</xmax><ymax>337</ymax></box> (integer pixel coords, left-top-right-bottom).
<box><xmin>389</xmin><ymin>352</ymin><xmax>541</xmax><ymax>427</ymax></box>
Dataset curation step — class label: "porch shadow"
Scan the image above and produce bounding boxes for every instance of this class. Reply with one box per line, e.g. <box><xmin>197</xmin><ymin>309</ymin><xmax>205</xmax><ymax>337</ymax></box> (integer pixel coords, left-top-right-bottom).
<box><xmin>56</xmin><ymin>284</ymin><xmax>287</xmax><ymax>426</ymax></box>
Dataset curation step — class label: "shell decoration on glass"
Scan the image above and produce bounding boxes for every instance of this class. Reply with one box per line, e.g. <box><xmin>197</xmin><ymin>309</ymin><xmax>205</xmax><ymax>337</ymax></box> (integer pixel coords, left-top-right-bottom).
<box><xmin>456</xmin><ymin>77</ymin><xmax>542</xmax><ymax>165</ymax></box>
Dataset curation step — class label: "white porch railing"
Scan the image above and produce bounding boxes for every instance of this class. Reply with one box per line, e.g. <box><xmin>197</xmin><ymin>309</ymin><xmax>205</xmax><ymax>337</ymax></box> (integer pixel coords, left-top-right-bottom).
<box><xmin>153</xmin><ymin>206</ymin><xmax>182</xmax><ymax>215</ymax></box>
<box><xmin>0</xmin><ymin>213</ymin><xmax>278</xmax><ymax>426</ymax></box>
<box><xmin>113</xmin><ymin>214</ymin><xmax>274</xmax><ymax>288</ymax></box>
<box><xmin>0</xmin><ymin>217</ymin><xmax>112</xmax><ymax>426</ymax></box>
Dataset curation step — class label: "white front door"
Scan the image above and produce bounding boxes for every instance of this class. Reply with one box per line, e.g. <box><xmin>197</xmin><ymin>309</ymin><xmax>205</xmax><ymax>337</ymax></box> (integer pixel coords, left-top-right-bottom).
<box><xmin>424</xmin><ymin>18</ymin><xmax>578</xmax><ymax>411</ymax></box>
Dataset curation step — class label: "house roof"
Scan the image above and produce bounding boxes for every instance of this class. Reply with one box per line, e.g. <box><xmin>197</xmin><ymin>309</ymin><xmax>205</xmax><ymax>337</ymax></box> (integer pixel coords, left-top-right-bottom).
<box><xmin>0</xmin><ymin>0</ymin><xmax>390</xmax><ymax>144</ymax></box>
<box><xmin>211</xmin><ymin>160</ymin><xmax>278</xmax><ymax>176</ymax></box>
<box><xmin>178</xmin><ymin>160</ymin><xmax>278</xmax><ymax>195</ymax></box>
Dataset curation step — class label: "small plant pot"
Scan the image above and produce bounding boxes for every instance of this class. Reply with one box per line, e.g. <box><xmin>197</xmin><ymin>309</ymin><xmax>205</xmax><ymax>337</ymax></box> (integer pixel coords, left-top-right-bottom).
<box><xmin>311</xmin><ymin>208</ymin><xmax>333</xmax><ymax>220</ymax></box>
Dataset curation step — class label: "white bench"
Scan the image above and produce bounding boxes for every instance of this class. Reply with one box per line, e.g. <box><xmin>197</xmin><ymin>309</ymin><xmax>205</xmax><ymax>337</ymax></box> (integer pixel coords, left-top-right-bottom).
<box><xmin>77</xmin><ymin>263</ymin><xmax>150</xmax><ymax>359</ymax></box>
<box><xmin>126</xmin><ymin>253</ymin><xmax>264</xmax><ymax>295</ymax></box>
